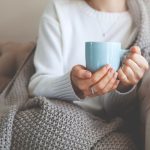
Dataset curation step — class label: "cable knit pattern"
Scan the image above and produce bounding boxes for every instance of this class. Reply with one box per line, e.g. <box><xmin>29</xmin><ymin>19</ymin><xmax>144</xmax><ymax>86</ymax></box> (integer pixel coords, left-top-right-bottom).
<box><xmin>0</xmin><ymin>0</ymin><xmax>150</xmax><ymax>149</ymax></box>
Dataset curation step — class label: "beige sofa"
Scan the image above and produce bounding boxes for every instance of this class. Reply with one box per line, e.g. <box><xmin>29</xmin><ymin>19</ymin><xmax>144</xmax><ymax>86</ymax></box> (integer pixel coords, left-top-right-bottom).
<box><xmin>0</xmin><ymin>41</ymin><xmax>150</xmax><ymax>149</ymax></box>
<box><xmin>0</xmin><ymin>42</ymin><xmax>35</xmax><ymax>93</ymax></box>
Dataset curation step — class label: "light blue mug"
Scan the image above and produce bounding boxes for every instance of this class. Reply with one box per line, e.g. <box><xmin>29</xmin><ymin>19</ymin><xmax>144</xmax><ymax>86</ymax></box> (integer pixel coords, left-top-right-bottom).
<box><xmin>85</xmin><ymin>42</ymin><xmax>128</xmax><ymax>72</ymax></box>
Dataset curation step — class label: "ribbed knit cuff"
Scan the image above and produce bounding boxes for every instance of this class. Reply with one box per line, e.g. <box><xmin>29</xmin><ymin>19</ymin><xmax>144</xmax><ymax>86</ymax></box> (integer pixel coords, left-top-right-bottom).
<box><xmin>49</xmin><ymin>72</ymin><xmax>81</xmax><ymax>101</ymax></box>
<box><xmin>115</xmin><ymin>85</ymin><xmax>137</xmax><ymax>95</ymax></box>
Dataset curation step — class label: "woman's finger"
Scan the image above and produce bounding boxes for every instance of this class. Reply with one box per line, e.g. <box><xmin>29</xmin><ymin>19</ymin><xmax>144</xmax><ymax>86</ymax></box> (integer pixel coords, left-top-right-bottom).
<box><xmin>72</xmin><ymin>65</ymin><xmax>92</xmax><ymax>79</ymax></box>
<box><xmin>121</xmin><ymin>64</ymin><xmax>138</xmax><ymax>84</ymax></box>
<box><xmin>130</xmin><ymin>46</ymin><xmax>141</xmax><ymax>55</ymax></box>
<box><xmin>91</xmin><ymin>68</ymin><xmax>115</xmax><ymax>95</ymax></box>
<box><xmin>102</xmin><ymin>72</ymin><xmax>118</xmax><ymax>93</ymax></box>
<box><xmin>111</xmin><ymin>80</ymin><xmax>120</xmax><ymax>91</ymax></box>
<box><xmin>127</xmin><ymin>53</ymin><xmax>149</xmax><ymax>71</ymax></box>
<box><xmin>124</xmin><ymin>58</ymin><xmax>144</xmax><ymax>80</ymax></box>
<box><xmin>118</xmin><ymin>67</ymin><xmax>131</xmax><ymax>86</ymax></box>
<box><xmin>91</xmin><ymin>64</ymin><xmax>111</xmax><ymax>83</ymax></box>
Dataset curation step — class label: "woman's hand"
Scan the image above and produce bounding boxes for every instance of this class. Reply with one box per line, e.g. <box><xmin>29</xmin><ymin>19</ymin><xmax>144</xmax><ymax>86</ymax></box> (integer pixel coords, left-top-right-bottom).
<box><xmin>71</xmin><ymin>65</ymin><xmax>92</xmax><ymax>98</ymax></box>
<box><xmin>90</xmin><ymin>66</ymin><xmax>120</xmax><ymax>97</ymax></box>
<box><xmin>118</xmin><ymin>46</ymin><xmax>149</xmax><ymax>91</ymax></box>
<box><xmin>71</xmin><ymin>64</ymin><xmax>119</xmax><ymax>99</ymax></box>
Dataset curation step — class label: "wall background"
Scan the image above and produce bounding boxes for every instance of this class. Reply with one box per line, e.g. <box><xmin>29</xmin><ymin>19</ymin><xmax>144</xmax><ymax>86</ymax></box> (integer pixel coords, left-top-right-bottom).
<box><xmin>0</xmin><ymin>0</ymin><xmax>49</xmax><ymax>42</ymax></box>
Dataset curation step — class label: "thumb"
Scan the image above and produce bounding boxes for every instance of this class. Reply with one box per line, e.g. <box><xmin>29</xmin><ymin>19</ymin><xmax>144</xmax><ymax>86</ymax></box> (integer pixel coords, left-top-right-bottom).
<box><xmin>130</xmin><ymin>46</ymin><xmax>141</xmax><ymax>55</ymax></box>
<box><xmin>72</xmin><ymin>65</ymin><xmax>92</xmax><ymax>79</ymax></box>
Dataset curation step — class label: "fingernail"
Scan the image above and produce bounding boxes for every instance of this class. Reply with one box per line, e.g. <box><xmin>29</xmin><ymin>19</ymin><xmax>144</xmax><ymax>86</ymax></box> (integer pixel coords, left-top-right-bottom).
<box><xmin>85</xmin><ymin>71</ymin><xmax>91</xmax><ymax>78</ymax></box>
<box><xmin>109</xmin><ymin>68</ymin><xmax>114</xmax><ymax>73</ymax></box>
<box><xmin>131</xmin><ymin>46</ymin><xmax>141</xmax><ymax>54</ymax></box>
<box><xmin>106</xmin><ymin>64</ymin><xmax>111</xmax><ymax>69</ymax></box>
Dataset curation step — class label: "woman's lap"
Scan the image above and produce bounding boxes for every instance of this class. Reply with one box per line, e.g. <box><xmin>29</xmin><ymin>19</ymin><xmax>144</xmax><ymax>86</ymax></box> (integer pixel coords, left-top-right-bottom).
<box><xmin>11</xmin><ymin>98</ymin><xmax>137</xmax><ymax>150</ymax></box>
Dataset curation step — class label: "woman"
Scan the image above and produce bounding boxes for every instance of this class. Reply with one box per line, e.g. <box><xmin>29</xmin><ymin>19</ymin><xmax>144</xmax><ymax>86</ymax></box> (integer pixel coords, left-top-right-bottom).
<box><xmin>28</xmin><ymin>0</ymin><xmax>150</xmax><ymax>149</ymax></box>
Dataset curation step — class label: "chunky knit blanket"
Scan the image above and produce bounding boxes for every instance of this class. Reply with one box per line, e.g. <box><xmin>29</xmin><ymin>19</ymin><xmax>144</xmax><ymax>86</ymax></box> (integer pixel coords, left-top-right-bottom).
<box><xmin>0</xmin><ymin>48</ymin><xmax>138</xmax><ymax>150</ymax></box>
<box><xmin>0</xmin><ymin>0</ymin><xmax>150</xmax><ymax>149</ymax></box>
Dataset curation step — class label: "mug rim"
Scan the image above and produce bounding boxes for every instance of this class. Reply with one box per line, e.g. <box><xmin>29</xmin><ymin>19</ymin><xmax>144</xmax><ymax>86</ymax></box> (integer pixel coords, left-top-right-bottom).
<box><xmin>85</xmin><ymin>41</ymin><xmax>121</xmax><ymax>46</ymax></box>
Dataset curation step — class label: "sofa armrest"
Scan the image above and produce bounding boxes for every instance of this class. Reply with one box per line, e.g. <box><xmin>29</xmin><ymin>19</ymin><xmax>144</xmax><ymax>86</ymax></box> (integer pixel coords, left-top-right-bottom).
<box><xmin>0</xmin><ymin>42</ymin><xmax>35</xmax><ymax>93</ymax></box>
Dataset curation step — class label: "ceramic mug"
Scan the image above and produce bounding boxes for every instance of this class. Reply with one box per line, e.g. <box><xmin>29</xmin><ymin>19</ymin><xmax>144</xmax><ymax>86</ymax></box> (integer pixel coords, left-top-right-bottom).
<box><xmin>85</xmin><ymin>42</ymin><xmax>128</xmax><ymax>72</ymax></box>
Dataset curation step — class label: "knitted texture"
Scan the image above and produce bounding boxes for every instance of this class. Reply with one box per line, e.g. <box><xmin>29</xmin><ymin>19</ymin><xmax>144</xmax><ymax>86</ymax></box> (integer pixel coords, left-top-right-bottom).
<box><xmin>0</xmin><ymin>0</ymin><xmax>150</xmax><ymax>149</ymax></box>
<box><xmin>11</xmin><ymin>98</ymin><xmax>136</xmax><ymax>150</ymax></box>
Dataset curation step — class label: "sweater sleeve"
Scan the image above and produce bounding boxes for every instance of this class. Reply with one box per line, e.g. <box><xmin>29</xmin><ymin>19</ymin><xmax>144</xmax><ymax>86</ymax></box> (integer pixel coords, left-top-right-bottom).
<box><xmin>28</xmin><ymin>2</ymin><xmax>80</xmax><ymax>101</ymax></box>
<box><xmin>103</xmin><ymin>86</ymin><xmax>137</xmax><ymax>117</ymax></box>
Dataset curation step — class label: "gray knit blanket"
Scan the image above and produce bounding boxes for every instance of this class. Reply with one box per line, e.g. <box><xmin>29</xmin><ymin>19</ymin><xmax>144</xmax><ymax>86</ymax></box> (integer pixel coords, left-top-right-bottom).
<box><xmin>0</xmin><ymin>48</ymin><xmax>137</xmax><ymax>150</ymax></box>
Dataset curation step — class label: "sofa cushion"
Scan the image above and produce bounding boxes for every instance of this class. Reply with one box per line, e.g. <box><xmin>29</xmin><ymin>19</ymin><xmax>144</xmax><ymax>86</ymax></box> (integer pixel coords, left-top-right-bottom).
<box><xmin>0</xmin><ymin>42</ymin><xmax>35</xmax><ymax>93</ymax></box>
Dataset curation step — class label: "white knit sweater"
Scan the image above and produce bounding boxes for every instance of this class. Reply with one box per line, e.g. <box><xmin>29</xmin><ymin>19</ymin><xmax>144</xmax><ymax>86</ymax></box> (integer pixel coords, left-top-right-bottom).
<box><xmin>28</xmin><ymin>0</ymin><xmax>138</xmax><ymax>116</ymax></box>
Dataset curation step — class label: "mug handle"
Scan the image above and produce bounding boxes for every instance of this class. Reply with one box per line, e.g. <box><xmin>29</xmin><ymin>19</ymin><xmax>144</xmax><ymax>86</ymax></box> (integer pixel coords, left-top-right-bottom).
<box><xmin>120</xmin><ymin>49</ymin><xmax>129</xmax><ymax>66</ymax></box>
